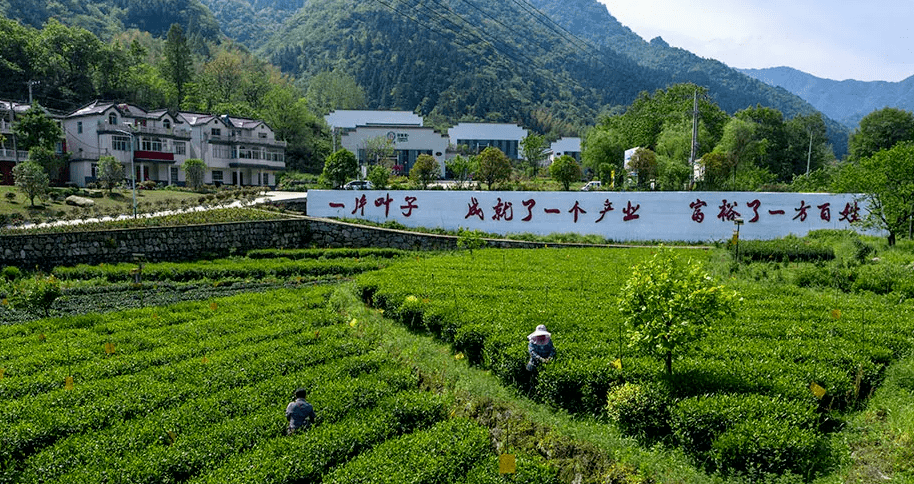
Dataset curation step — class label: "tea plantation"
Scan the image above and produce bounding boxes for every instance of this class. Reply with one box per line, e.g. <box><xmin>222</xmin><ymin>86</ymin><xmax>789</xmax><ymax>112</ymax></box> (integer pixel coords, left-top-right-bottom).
<box><xmin>2</xmin><ymin>235</ymin><xmax>913</xmax><ymax>483</ymax></box>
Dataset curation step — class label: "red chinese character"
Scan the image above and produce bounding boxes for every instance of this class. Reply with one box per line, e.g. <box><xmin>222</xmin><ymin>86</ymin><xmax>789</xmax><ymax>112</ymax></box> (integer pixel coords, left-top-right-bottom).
<box><xmin>838</xmin><ymin>202</ymin><xmax>860</xmax><ymax>223</ymax></box>
<box><xmin>329</xmin><ymin>202</ymin><xmax>345</xmax><ymax>208</ymax></box>
<box><xmin>793</xmin><ymin>200</ymin><xmax>811</xmax><ymax>221</ymax></box>
<box><xmin>569</xmin><ymin>201</ymin><xmax>587</xmax><ymax>223</ymax></box>
<box><xmin>521</xmin><ymin>199</ymin><xmax>536</xmax><ymax>222</ymax></box>
<box><xmin>400</xmin><ymin>196</ymin><xmax>418</xmax><ymax>217</ymax></box>
<box><xmin>351</xmin><ymin>195</ymin><xmax>368</xmax><ymax>216</ymax></box>
<box><xmin>465</xmin><ymin>197</ymin><xmax>484</xmax><ymax>220</ymax></box>
<box><xmin>746</xmin><ymin>199</ymin><xmax>761</xmax><ymax>223</ymax></box>
<box><xmin>374</xmin><ymin>194</ymin><xmax>394</xmax><ymax>217</ymax></box>
<box><xmin>492</xmin><ymin>198</ymin><xmax>514</xmax><ymax>221</ymax></box>
<box><xmin>689</xmin><ymin>199</ymin><xmax>708</xmax><ymax>223</ymax></box>
<box><xmin>717</xmin><ymin>200</ymin><xmax>740</xmax><ymax>221</ymax></box>
<box><xmin>595</xmin><ymin>200</ymin><xmax>615</xmax><ymax>223</ymax></box>
<box><xmin>544</xmin><ymin>208</ymin><xmax>561</xmax><ymax>214</ymax></box>
<box><xmin>622</xmin><ymin>201</ymin><xmax>640</xmax><ymax>221</ymax></box>
<box><xmin>768</xmin><ymin>209</ymin><xmax>786</xmax><ymax>215</ymax></box>
<box><xmin>817</xmin><ymin>203</ymin><xmax>831</xmax><ymax>222</ymax></box>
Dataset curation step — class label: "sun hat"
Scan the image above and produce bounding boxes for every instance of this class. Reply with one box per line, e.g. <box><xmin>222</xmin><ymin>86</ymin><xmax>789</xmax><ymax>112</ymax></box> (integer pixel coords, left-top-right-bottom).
<box><xmin>527</xmin><ymin>324</ymin><xmax>551</xmax><ymax>341</ymax></box>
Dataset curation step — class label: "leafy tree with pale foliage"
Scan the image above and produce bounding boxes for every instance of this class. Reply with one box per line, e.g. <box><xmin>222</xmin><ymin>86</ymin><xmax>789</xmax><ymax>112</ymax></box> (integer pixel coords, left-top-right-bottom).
<box><xmin>520</xmin><ymin>133</ymin><xmax>549</xmax><ymax>178</ymax></box>
<box><xmin>182</xmin><ymin>158</ymin><xmax>206</xmax><ymax>191</ymax></box>
<box><xmin>549</xmin><ymin>154</ymin><xmax>581</xmax><ymax>190</ymax></box>
<box><xmin>97</xmin><ymin>156</ymin><xmax>125</xmax><ymax>193</ymax></box>
<box><xmin>618</xmin><ymin>248</ymin><xmax>737</xmax><ymax>376</ymax></box>
<box><xmin>833</xmin><ymin>141</ymin><xmax>914</xmax><ymax>246</ymax></box>
<box><xmin>848</xmin><ymin>107</ymin><xmax>914</xmax><ymax>161</ymax></box>
<box><xmin>12</xmin><ymin>161</ymin><xmax>49</xmax><ymax>206</ymax></box>
<box><xmin>475</xmin><ymin>147</ymin><xmax>512</xmax><ymax>190</ymax></box>
<box><xmin>410</xmin><ymin>154</ymin><xmax>440</xmax><ymax>189</ymax></box>
<box><xmin>321</xmin><ymin>149</ymin><xmax>358</xmax><ymax>189</ymax></box>
<box><xmin>367</xmin><ymin>165</ymin><xmax>390</xmax><ymax>190</ymax></box>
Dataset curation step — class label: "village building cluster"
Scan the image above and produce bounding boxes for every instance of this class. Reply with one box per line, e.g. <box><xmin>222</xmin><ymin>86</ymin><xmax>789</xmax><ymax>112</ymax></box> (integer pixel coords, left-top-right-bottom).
<box><xmin>1</xmin><ymin>102</ymin><xmax>580</xmax><ymax>188</ymax></box>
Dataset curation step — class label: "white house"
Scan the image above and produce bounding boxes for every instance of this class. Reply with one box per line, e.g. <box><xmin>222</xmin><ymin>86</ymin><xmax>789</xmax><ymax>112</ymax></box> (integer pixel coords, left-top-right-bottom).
<box><xmin>178</xmin><ymin>112</ymin><xmax>286</xmax><ymax>187</ymax></box>
<box><xmin>448</xmin><ymin>123</ymin><xmax>528</xmax><ymax>160</ymax></box>
<box><xmin>549</xmin><ymin>137</ymin><xmax>581</xmax><ymax>164</ymax></box>
<box><xmin>0</xmin><ymin>100</ymin><xmax>33</xmax><ymax>185</ymax></box>
<box><xmin>63</xmin><ymin>101</ymin><xmax>285</xmax><ymax>187</ymax></box>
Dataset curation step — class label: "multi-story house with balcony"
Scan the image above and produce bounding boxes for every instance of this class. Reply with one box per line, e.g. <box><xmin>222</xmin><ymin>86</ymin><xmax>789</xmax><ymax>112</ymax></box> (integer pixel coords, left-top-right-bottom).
<box><xmin>178</xmin><ymin>112</ymin><xmax>286</xmax><ymax>187</ymax></box>
<box><xmin>63</xmin><ymin>101</ymin><xmax>285</xmax><ymax>188</ymax></box>
<box><xmin>1</xmin><ymin>100</ymin><xmax>65</xmax><ymax>185</ymax></box>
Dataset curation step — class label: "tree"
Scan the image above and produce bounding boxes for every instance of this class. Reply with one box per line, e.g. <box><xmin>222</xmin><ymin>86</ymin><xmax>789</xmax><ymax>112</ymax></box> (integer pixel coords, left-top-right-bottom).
<box><xmin>361</xmin><ymin>135</ymin><xmax>396</xmax><ymax>167</ymax></box>
<box><xmin>321</xmin><ymin>149</ymin><xmax>358</xmax><ymax>189</ymax></box>
<box><xmin>97</xmin><ymin>155</ymin><xmax>125</xmax><ymax>193</ymax></box>
<box><xmin>161</xmin><ymin>24</ymin><xmax>193</xmax><ymax>106</ymax></box>
<box><xmin>833</xmin><ymin>142</ymin><xmax>914</xmax><ymax>246</ymax></box>
<box><xmin>618</xmin><ymin>248</ymin><xmax>737</xmax><ymax>375</ymax></box>
<box><xmin>12</xmin><ymin>161</ymin><xmax>49</xmax><ymax>206</ymax></box>
<box><xmin>304</xmin><ymin>69</ymin><xmax>367</xmax><ymax>114</ymax></box>
<box><xmin>182</xmin><ymin>158</ymin><xmax>206</xmax><ymax>191</ymax></box>
<box><xmin>446</xmin><ymin>155</ymin><xmax>478</xmax><ymax>188</ymax></box>
<box><xmin>367</xmin><ymin>165</ymin><xmax>390</xmax><ymax>190</ymax></box>
<box><xmin>549</xmin><ymin>155</ymin><xmax>581</xmax><ymax>190</ymax></box>
<box><xmin>475</xmin><ymin>147</ymin><xmax>512</xmax><ymax>190</ymax></box>
<box><xmin>628</xmin><ymin>148</ymin><xmax>658</xmax><ymax>189</ymax></box>
<box><xmin>848</xmin><ymin>108</ymin><xmax>914</xmax><ymax>161</ymax></box>
<box><xmin>12</xmin><ymin>104</ymin><xmax>61</xmax><ymax>152</ymax></box>
<box><xmin>410</xmin><ymin>154</ymin><xmax>440</xmax><ymax>189</ymax></box>
<box><xmin>520</xmin><ymin>133</ymin><xmax>549</xmax><ymax>178</ymax></box>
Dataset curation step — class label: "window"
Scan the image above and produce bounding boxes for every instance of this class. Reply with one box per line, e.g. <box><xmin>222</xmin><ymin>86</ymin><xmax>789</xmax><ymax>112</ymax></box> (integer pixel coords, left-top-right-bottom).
<box><xmin>258</xmin><ymin>132</ymin><xmax>267</xmax><ymax>139</ymax></box>
<box><xmin>77</xmin><ymin>121</ymin><xmax>83</xmax><ymax>134</ymax></box>
<box><xmin>174</xmin><ymin>142</ymin><xmax>186</xmax><ymax>155</ymax></box>
<box><xmin>108</xmin><ymin>113</ymin><xmax>117</xmax><ymax>125</ymax></box>
<box><xmin>163</xmin><ymin>119</ymin><xmax>171</xmax><ymax>129</ymax></box>
<box><xmin>212</xmin><ymin>145</ymin><xmax>231</xmax><ymax>159</ymax></box>
<box><xmin>91</xmin><ymin>163</ymin><xmax>98</xmax><ymax>179</ymax></box>
<box><xmin>170</xmin><ymin>166</ymin><xmax>178</xmax><ymax>183</ymax></box>
<box><xmin>211</xmin><ymin>127</ymin><xmax>221</xmax><ymax>137</ymax></box>
<box><xmin>139</xmin><ymin>138</ymin><xmax>163</xmax><ymax>152</ymax></box>
<box><xmin>262</xmin><ymin>173</ymin><xmax>269</xmax><ymax>185</ymax></box>
<box><xmin>212</xmin><ymin>171</ymin><xmax>223</xmax><ymax>183</ymax></box>
<box><xmin>112</xmin><ymin>135</ymin><xmax>130</xmax><ymax>151</ymax></box>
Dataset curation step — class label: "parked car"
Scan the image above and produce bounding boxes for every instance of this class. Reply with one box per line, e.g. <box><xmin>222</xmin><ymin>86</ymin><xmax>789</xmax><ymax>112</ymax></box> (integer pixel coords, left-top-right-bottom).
<box><xmin>580</xmin><ymin>180</ymin><xmax>602</xmax><ymax>191</ymax></box>
<box><xmin>343</xmin><ymin>180</ymin><xmax>374</xmax><ymax>190</ymax></box>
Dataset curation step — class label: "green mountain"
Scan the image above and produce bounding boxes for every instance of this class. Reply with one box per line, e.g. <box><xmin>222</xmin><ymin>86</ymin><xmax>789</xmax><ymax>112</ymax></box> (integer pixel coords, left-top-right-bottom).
<box><xmin>740</xmin><ymin>66</ymin><xmax>914</xmax><ymax>128</ymax></box>
<box><xmin>211</xmin><ymin>0</ymin><xmax>847</xmax><ymax>152</ymax></box>
<box><xmin>0</xmin><ymin>0</ymin><xmax>221</xmax><ymax>40</ymax></box>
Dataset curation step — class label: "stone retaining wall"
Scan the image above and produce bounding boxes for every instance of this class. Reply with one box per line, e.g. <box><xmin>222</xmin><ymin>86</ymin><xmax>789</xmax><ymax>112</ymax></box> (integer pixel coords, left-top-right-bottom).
<box><xmin>0</xmin><ymin>217</ymin><xmax>555</xmax><ymax>269</ymax></box>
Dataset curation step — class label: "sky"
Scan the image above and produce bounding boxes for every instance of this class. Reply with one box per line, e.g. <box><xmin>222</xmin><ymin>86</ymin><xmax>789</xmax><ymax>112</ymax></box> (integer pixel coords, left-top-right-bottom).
<box><xmin>598</xmin><ymin>0</ymin><xmax>914</xmax><ymax>82</ymax></box>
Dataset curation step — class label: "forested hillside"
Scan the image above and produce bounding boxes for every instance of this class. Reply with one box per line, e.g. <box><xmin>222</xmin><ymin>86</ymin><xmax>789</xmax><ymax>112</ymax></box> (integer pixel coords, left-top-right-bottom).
<box><xmin>0</xmin><ymin>0</ymin><xmax>220</xmax><ymax>40</ymax></box>
<box><xmin>740</xmin><ymin>66</ymin><xmax>914</xmax><ymax>128</ymax></box>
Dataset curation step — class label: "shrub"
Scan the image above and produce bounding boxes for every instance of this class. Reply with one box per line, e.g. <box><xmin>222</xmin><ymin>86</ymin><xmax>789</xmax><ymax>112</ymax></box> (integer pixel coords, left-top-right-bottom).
<box><xmin>605</xmin><ymin>382</ymin><xmax>671</xmax><ymax>442</ymax></box>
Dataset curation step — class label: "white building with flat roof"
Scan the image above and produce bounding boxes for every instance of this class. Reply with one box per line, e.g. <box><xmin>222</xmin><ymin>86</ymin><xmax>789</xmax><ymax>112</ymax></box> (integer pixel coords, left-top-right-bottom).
<box><xmin>550</xmin><ymin>137</ymin><xmax>581</xmax><ymax>164</ymax></box>
<box><xmin>325</xmin><ymin>110</ymin><xmax>423</xmax><ymax>129</ymax></box>
<box><xmin>448</xmin><ymin>123</ymin><xmax>528</xmax><ymax>160</ymax></box>
<box><xmin>338</xmin><ymin>125</ymin><xmax>448</xmax><ymax>178</ymax></box>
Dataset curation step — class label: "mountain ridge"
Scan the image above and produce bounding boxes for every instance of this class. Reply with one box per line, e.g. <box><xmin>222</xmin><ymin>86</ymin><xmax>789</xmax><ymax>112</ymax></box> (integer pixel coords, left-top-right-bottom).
<box><xmin>739</xmin><ymin>66</ymin><xmax>914</xmax><ymax>128</ymax></box>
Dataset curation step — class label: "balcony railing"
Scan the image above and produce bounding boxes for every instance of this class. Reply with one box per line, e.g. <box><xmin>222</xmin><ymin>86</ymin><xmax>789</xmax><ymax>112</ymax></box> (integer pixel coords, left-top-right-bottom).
<box><xmin>205</xmin><ymin>132</ymin><xmax>287</xmax><ymax>148</ymax></box>
<box><xmin>98</xmin><ymin>122</ymin><xmax>192</xmax><ymax>139</ymax></box>
<box><xmin>0</xmin><ymin>148</ymin><xmax>29</xmax><ymax>162</ymax></box>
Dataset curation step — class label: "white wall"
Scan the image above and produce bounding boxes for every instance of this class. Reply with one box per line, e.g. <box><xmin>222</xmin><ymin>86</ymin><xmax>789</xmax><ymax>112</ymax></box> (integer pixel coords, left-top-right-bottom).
<box><xmin>308</xmin><ymin>190</ymin><xmax>879</xmax><ymax>242</ymax></box>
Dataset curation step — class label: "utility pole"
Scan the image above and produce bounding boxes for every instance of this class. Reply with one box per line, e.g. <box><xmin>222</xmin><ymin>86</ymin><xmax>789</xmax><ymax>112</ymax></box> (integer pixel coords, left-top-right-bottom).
<box><xmin>27</xmin><ymin>80</ymin><xmax>40</xmax><ymax>105</ymax></box>
<box><xmin>9</xmin><ymin>103</ymin><xmax>18</xmax><ymax>163</ymax></box>
<box><xmin>805</xmin><ymin>129</ymin><xmax>813</xmax><ymax>175</ymax></box>
<box><xmin>687</xmin><ymin>89</ymin><xmax>699</xmax><ymax>189</ymax></box>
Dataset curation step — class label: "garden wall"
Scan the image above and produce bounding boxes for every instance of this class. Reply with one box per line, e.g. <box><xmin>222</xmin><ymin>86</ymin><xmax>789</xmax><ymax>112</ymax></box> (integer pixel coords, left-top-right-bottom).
<box><xmin>0</xmin><ymin>217</ymin><xmax>554</xmax><ymax>269</ymax></box>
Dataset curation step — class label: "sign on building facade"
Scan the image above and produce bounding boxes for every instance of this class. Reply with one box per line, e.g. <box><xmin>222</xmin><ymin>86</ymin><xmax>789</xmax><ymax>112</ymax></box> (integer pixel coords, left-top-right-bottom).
<box><xmin>308</xmin><ymin>190</ymin><xmax>875</xmax><ymax>242</ymax></box>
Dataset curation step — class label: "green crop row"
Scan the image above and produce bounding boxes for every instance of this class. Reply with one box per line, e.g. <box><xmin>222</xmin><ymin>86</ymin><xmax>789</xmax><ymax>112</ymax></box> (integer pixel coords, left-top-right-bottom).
<box><xmin>354</xmin><ymin>248</ymin><xmax>914</xmax><ymax>478</ymax></box>
<box><xmin>245</xmin><ymin>248</ymin><xmax>407</xmax><ymax>260</ymax></box>
<box><xmin>50</xmin><ymin>255</ymin><xmax>390</xmax><ymax>283</ymax></box>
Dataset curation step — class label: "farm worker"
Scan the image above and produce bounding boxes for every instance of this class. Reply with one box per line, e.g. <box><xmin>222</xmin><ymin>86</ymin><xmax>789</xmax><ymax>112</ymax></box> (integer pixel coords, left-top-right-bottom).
<box><xmin>526</xmin><ymin>324</ymin><xmax>556</xmax><ymax>371</ymax></box>
<box><xmin>285</xmin><ymin>388</ymin><xmax>316</xmax><ymax>435</ymax></box>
